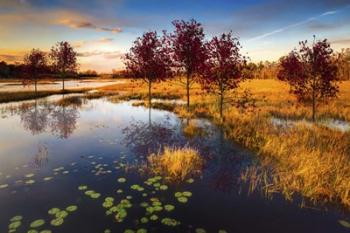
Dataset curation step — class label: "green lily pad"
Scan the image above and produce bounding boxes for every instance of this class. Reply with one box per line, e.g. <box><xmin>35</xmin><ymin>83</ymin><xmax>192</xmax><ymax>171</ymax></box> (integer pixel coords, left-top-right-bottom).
<box><xmin>50</xmin><ymin>218</ymin><xmax>64</xmax><ymax>227</ymax></box>
<box><xmin>27</xmin><ymin>230</ymin><xmax>39</xmax><ymax>233</ymax></box>
<box><xmin>195</xmin><ymin>228</ymin><xmax>206</xmax><ymax>233</ymax></box>
<box><xmin>56</xmin><ymin>210</ymin><xmax>68</xmax><ymax>219</ymax></box>
<box><xmin>9</xmin><ymin>221</ymin><xmax>21</xmax><ymax>229</ymax></box>
<box><xmin>118</xmin><ymin>178</ymin><xmax>126</xmax><ymax>183</ymax></box>
<box><xmin>182</xmin><ymin>191</ymin><xmax>192</xmax><ymax>197</ymax></box>
<box><xmin>186</xmin><ymin>178</ymin><xmax>194</xmax><ymax>183</ymax></box>
<box><xmin>174</xmin><ymin>192</ymin><xmax>182</xmax><ymax>198</ymax></box>
<box><xmin>117</xmin><ymin>189</ymin><xmax>123</xmax><ymax>194</ymax></box>
<box><xmin>159</xmin><ymin>185</ymin><xmax>168</xmax><ymax>190</ymax></box>
<box><xmin>177</xmin><ymin>196</ymin><xmax>188</xmax><ymax>203</ymax></box>
<box><xmin>43</xmin><ymin>177</ymin><xmax>53</xmax><ymax>181</ymax></box>
<box><xmin>10</xmin><ymin>215</ymin><xmax>23</xmax><ymax>222</ymax></box>
<box><xmin>161</xmin><ymin>217</ymin><xmax>180</xmax><ymax>226</ymax></box>
<box><xmin>136</xmin><ymin>228</ymin><xmax>147</xmax><ymax>233</ymax></box>
<box><xmin>140</xmin><ymin>217</ymin><xmax>149</xmax><ymax>224</ymax></box>
<box><xmin>150</xmin><ymin>214</ymin><xmax>158</xmax><ymax>221</ymax></box>
<box><xmin>25</xmin><ymin>173</ymin><xmax>35</xmax><ymax>178</ymax></box>
<box><xmin>30</xmin><ymin>219</ymin><xmax>45</xmax><ymax>228</ymax></box>
<box><xmin>105</xmin><ymin>197</ymin><xmax>114</xmax><ymax>202</ymax></box>
<box><xmin>78</xmin><ymin>185</ymin><xmax>88</xmax><ymax>190</ymax></box>
<box><xmin>339</xmin><ymin>220</ymin><xmax>350</xmax><ymax>228</ymax></box>
<box><xmin>66</xmin><ymin>205</ymin><xmax>78</xmax><ymax>212</ymax></box>
<box><xmin>48</xmin><ymin>208</ymin><xmax>60</xmax><ymax>215</ymax></box>
<box><xmin>124</xmin><ymin>230</ymin><xmax>134</xmax><ymax>233</ymax></box>
<box><xmin>40</xmin><ymin>230</ymin><xmax>52</xmax><ymax>233</ymax></box>
<box><xmin>164</xmin><ymin>204</ymin><xmax>175</xmax><ymax>212</ymax></box>
<box><xmin>218</xmin><ymin>230</ymin><xmax>228</xmax><ymax>233</ymax></box>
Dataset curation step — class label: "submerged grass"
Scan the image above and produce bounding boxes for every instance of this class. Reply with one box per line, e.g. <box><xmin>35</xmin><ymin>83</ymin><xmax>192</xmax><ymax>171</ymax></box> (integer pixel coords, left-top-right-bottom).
<box><xmin>147</xmin><ymin>147</ymin><xmax>203</xmax><ymax>181</ymax></box>
<box><xmin>99</xmin><ymin>78</ymin><xmax>350</xmax><ymax>209</ymax></box>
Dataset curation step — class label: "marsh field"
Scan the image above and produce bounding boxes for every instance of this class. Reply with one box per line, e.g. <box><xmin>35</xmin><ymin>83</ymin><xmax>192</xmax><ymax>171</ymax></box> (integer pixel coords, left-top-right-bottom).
<box><xmin>0</xmin><ymin>78</ymin><xmax>350</xmax><ymax>233</ymax></box>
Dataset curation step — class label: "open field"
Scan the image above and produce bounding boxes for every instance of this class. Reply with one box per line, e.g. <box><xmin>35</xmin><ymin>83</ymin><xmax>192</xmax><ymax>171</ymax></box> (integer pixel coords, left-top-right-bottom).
<box><xmin>96</xmin><ymin>78</ymin><xmax>350</xmax><ymax>209</ymax></box>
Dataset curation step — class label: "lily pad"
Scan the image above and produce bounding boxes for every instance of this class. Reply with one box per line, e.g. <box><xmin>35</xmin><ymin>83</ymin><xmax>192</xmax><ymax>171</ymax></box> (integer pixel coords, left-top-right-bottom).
<box><xmin>50</xmin><ymin>218</ymin><xmax>64</xmax><ymax>227</ymax></box>
<box><xmin>136</xmin><ymin>229</ymin><xmax>147</xmax><ymax>233</ymax></box>
<box><xmin>159</xmin><ymin>185</ymin><xmax>168</xmax><ymax>190</ymax></box>
<box><xmin>48</xmin><ymin>208</ymin><xmax>60</xmax><ymax>215</ymax></box>
<box><xmin>195</xmin><ymin>228</ymin><xmax>206</xmax><ymax>233</ymax></box>
<box><xmin>339</xmin><ymin>220</ymin><xmax>350</xmax><ymax>228</ymax></box>
<box><xmin>150</xmin><ymin>214</ymin><xmax>158</xmax><ymax>221</ymax></box>
<box><xmin>0</xmin><ymin>184</ymin><xmax>8</xmax><ymax>189</ymax></box>
<box><xmin>78</xmin><ymin>185</ymin><xmax>88</xmax><ymax>190</ymax></box>
<box><xmin>8</xmin><ymin>221</ymin><xmax>21</xmax><ymax>229</ymax></box>
<box><xmin>40</xmin><ymin>230</ymin><xmax>52</xmax><ymax>233</ymax></box>
<box><xmin>164</xmin><ymin>204</ymin><xmax>175</xmax><ymax>212</ymax></box>
<box><xmin>140</xmin><ymin>217</ymin><xmax>149</xmax><ymax>224</ymax></box>
<box><xmin>30</xmin><ymin>219</ymin><xmax>45</xmax><ymax>228</ymax></box>
<box><xmin>10</xmin><ymin>215</ymin><xmax>23</xmax><ymax>222</ymax></box>
<box><xmin>177</xmin><ymin>196</ymin><xmax>188</xmax><ymax>203</ymax></box>
<box><xmin>118</xmin><ymin>178</ymin><xmax>126</xmax><ymax>183</ymax></box>
<box><xmin>161</xmin><ymin>217</ymin><xmax>180</xmax><ymax>226</ymax></box>
<box><xmin>66</xmin><ymin>205</ymin><xmax>78</xmax><ymax>212</ymax></box>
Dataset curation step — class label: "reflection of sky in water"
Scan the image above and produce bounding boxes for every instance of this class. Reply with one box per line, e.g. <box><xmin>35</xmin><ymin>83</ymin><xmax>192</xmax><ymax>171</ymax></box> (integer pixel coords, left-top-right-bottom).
<box><xmin>0</xmin><ymin>80</ymin><xmax>123</xmax><ymax>92</ymax></box>
<box><xmin>0</xmin><ymin>96</ymin><xmax>348</xmax><ymax>233</ymax></box>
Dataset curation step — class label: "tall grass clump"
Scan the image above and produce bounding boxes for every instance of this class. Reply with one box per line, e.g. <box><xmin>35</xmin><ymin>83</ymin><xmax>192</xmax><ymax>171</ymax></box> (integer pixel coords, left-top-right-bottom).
<box><xmin>147</xmin><ymin>146</ymin><xmax>204</xmax><ymax>181</ymax></box>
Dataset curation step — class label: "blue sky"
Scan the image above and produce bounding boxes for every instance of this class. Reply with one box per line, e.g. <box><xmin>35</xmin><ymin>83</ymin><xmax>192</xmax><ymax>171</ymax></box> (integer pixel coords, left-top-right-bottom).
<box><xmin>0</xmin><ymin>0</ymin><xmax>349</xmax><ymax>72</ymax></box>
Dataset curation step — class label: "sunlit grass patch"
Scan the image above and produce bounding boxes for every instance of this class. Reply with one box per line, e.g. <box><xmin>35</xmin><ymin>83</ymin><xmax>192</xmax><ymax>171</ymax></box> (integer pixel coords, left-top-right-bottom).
<box><xmin>147</xmin><ymin>146</ymin><xmax>203</xmax><ymax>181</ymax></box>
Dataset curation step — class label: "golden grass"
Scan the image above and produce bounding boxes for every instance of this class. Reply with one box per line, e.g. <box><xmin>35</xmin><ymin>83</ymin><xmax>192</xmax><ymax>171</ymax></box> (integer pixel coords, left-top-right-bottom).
<box><xmin>100</xmin><ymin>78</ymin><xmax>350</xmax><ymax>209</ymax></box>
<box><xmin>147</xmin><ymin>146</ymin><xmax>204</xmax><ymax>181</ymax></box>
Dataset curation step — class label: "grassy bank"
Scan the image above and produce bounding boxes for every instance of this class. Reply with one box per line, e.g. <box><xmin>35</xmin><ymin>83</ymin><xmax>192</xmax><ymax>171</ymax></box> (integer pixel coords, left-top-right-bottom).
<box><xmin>99</xmin><ymin>78</ymin><xmax>350</xmax><ymax>209</ymax></box>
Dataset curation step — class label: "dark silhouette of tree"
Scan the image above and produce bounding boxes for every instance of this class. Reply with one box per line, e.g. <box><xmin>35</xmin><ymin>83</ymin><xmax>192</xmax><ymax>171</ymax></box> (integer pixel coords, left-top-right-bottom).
<box><xmin>168</xmin><ymin>19</ymin><xmax>206</xmax><ymax>110</ymax></box>
<box><xmin>124</xmin><ymin>31</ymin><xmax>173</xmax><ymax>108</ymax></box>
<box><xmin>23</xmin><ymin>49</ymin><xmax>47</xmax><ymax>94</ymax></box>
<box><xmin>50</xmin><ymin>41</ymin><xmax>78</xmax><ymax>91</ymax></box>
<box><xmin>278</xmin><ymin>38</ymin><xmax>338</xmax><ymax>121</ymax></box>
<box><xmin>20</xmin><ymin>100</ymin><xmax>50</xmax><ymax>135</ymax></box>
<box><xmin>50</xmin><ymin>99</ymin><xmax>79</xmax><ymax>139</ymax></box>
<box><xmin>200</xmin><ymin>32</ymin><xmax>246</xmax><ymax>119</ymax></box>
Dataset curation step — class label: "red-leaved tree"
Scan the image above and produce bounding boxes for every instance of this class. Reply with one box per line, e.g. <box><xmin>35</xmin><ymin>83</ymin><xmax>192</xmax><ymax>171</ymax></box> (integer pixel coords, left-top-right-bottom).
<box><xmin>200</xmin><ymin>32</ymin><xmax>246</xmax><ymax>119</ymax></box>
<box><xmin>23</xmin><ymin>49</ymin><xmax>47</xmax><ymax>94</ymax></box>
<box><xmin>168</xmin><ymin>19</ymin><xmax>206</xmax><ymax>110</ymax></box>
<box><xmin>278</xmin><ymin>38</ymin><xmax>338</xmax><ymax>121</ymax></box>
<box><xmin>124</xmin><ymin>31</ymin><xmax>173</xmax><ymax>107</ymax></box>
<box><xmin>50</xmin><ymin>41</ymin><xmax>78</xmax><ymax>91</ymax></box>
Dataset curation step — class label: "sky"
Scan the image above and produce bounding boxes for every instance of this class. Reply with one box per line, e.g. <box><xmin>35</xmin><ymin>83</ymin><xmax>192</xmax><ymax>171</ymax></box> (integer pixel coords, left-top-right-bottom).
<box><xmin>0</xmin><ymin>0</ymin><xmax>350</xmax><ymax>73</ymax></box>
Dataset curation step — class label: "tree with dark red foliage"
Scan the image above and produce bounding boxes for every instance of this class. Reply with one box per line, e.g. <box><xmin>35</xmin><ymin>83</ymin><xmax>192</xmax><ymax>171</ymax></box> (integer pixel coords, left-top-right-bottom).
<box><xmin>200</xmin><ymin>32</ymin><xmax>246</xmax><ymax>119</ymax></box>
<box><xmin>23</xmin><ymin>49</ymin><xmax>47</xmax><ymax>94</ymax></box>
<box><xmin>278</xmin><ymin>38</ymin><xmax>338</xmax><ymax>121</ymax></box>
<box><xmin>50</xmin><ymin>41</ymin><xmax>78</xmax><ymax>91</ymax></box>
<box><xmin>124</xmin><ymin>31</ymin><xmax>173</xmax><ymax>107</ymax></box>
<box><xmin>168</xmin><ymin>19</ymin><xmax>206</xmax><ymax>110</ymax></box>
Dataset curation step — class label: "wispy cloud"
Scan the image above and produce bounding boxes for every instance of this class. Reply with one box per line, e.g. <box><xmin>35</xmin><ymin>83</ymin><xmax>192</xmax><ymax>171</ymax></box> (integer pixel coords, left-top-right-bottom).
<box><xmin>58</xmin><ymin>19</ymin><xmax>122</xmax><ymax>33</ymax></box>
<box><xmin>247</xmin><ymin>10</ymin><xmax>338</xmax><ymax>42</ymax></box>
<box><xmin>77</xmin><ymin>50</ymin><xmax>123</xmax><ymax>59</ymax></box>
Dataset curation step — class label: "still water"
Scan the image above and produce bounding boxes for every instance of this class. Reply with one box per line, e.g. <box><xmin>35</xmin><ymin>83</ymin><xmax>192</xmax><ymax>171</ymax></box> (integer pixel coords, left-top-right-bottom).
<box><xmin>0</xmin><ymin>79</ymin><xmax>122</xmax><ymax>92</ymax></box>
<box><xmin>0</xmin><ymin>96</ymin><xmax>348</xmax><ymax>233</ymax></box>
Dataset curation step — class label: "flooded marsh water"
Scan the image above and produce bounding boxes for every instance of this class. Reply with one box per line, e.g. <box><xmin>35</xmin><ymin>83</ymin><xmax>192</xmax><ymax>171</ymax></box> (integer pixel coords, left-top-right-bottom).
<box><xmin>0</xmin><ymin>96</ymin><xmax>349</xmax><ymax>233</ymax></box>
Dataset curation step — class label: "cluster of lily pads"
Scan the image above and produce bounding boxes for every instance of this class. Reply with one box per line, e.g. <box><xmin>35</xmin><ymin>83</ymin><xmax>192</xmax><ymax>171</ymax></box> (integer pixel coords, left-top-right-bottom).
<box><xmin>8</xmin><ymin>215</ymin><xmax>22</xmax><ymax>233</ymax></box>
<box><xmin>48</xmin><ymin>205</ymin><xmax>78</xmax><ymax>227</ymax></box>
<box><xmin>79</xmin><ymin>185</ymin><xmax>101</xmax><ymax>199</ymax></box>
<box><xmin>174</xmin><ymin>191</ymin><xmax>192</xmax><ymax>203</ymax></box>
<box><xmin>92</xmin><ymin>163</ymin><xmax>112</xmax><ymax>176</ymax></box>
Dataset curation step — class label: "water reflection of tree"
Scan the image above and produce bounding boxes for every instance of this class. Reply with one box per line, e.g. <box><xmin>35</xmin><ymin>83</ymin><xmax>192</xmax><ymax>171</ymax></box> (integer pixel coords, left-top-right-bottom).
<box><xmin>20</xmin><ymin>100</ymin><xmax>50</xmax><ymax>135</ymax></box>
<box><xmin>122</xmin><ymin>118</ymin><xmax>182</xmax><ymax>156</ymax></box>
<box><xmin>14</xmin><ymin>96</ymin><xmax>80</xmax><ymax>139</ymax></box>
<box><xmin>31</xmin><ymin>144</ymin><xmax>49</xmax><ymax>168</ymax></box>
<box><xmin>50</xmin><ymin>104</ymin><xmax>79</xmax><ymax>139</ymax></box>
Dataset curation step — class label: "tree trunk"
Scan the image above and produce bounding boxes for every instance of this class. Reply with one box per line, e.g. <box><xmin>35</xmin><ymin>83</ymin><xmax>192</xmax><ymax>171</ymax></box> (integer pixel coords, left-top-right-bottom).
<box><xmin>220</xmin><ymin>93</ymin><xmax>224</xmax><ymax>120</ymax></box>
<box><xmin>186</xmin><ymin>73</ymin><xmax>190</xmax><ymax>110</ymax></box>
<box><xmin>148</xmin><ymin>80</ymin><xmax>152</xmax><ymax>108</ymax></box>
<box><xmin>34</xmin><ymin>78</ymin><xmax>37</xmax><ymax>96</ymax></box>
<box><xmin>62</xmin><ymin>74</ymin><xmax>65</xmax><ymax>92</ymax></box>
